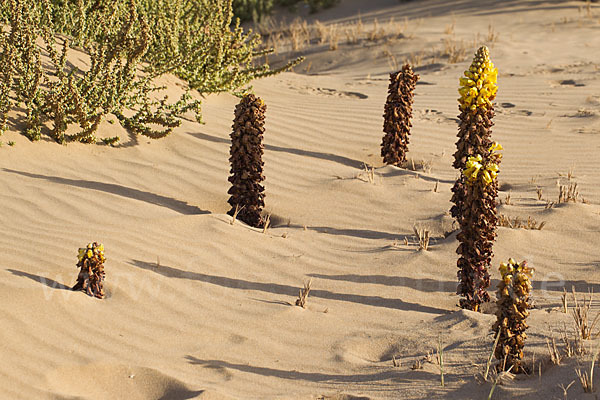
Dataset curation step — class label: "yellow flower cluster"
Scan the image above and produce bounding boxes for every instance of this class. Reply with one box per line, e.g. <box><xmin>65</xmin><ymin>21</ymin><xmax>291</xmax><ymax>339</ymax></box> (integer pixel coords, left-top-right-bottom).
<box><xmin>499</xmin><ymin>258</ymin><xmax>533</xmax><ymax>291</ymax></box>
<box><xmin>77</xmin><ymin>242</ymin><xmax>105</xmax><ymax>263</ymax></box>
<box><xmin>463</xmin><ymin>142</ymin><xmax>502</xmax><ymax>186</ymax></box>
<box><xmin>458</xmin><ymin>46</ymin><xmax>498</xmax><ymax>112</ymax></box>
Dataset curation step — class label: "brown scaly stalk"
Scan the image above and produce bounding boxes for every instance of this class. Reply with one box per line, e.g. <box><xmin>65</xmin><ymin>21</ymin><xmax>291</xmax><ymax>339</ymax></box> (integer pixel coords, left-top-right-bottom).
<box><xmin>381</xmin><ymin>63</ymin><xmax>419</xmax><ymax>166</ymax></box>
<box><xmin>456</xmin><ymin>147</ymin><xmax>501</xmax><ymax>310</ymax></box>
<box><xmin>493</xmin><ymin>259</ymin><xmax>533</xmax><ymax>373</ymax></box>
<box><xmin>451</xmin><ymin>46</ymin><xmax>500</xmax><ymax>311</ymax></box>
<box><xmin>227</xmin><ymin>94</ymin><xmax>266</xmax><ymax>228</ymax></box>
<box><xmin>73</xmin><ymin>242</ymin><xmax>106</xmax><ymax>299</ymax></box>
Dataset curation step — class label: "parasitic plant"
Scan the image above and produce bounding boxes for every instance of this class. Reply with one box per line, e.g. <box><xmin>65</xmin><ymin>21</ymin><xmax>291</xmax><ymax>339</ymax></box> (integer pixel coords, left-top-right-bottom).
<box><xmin>381</xmin><ymin>63</ymin><xmax>419</xmax><ymax>166</ymax></box>
<box><xmin>493</xmin><ymin>258</ymin><xmax>533</xmax><ymax>373</ymax></box>
<box><xmin>73</xmin><ymin>242</ymin><xmax>106</xmax><ymax>299</ymax></box>
<box><xmin>451</xmin><ymin>46</ymin><xmax>501</xmax><ymax>311</ymax></box>
<box><xmin>227</xmin><ymin>94</ymin><xmax>267</xmax><ymax>228</ymax></box>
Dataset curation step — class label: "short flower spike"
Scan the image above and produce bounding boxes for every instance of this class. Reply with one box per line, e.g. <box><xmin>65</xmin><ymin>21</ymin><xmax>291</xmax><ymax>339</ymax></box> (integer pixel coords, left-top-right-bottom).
<box><xmin>458</xmin><ymin>46</ymin><xmax>498</xmax><ymax>112</ymax></box>
<box><xmin>493</xmin><ymin>259</ymin><xmax>533</xmax><ymax>373</ymax></box>
<box><xmin>73</xmin><ymin>242</ymin><xmax>106</xmax><ymax>299</ymax></box>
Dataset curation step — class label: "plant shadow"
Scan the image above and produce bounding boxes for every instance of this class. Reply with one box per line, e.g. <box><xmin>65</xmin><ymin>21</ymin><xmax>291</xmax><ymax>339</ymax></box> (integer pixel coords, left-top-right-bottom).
<box><xmin>3</xmin><ymin>169</ymin><xmax>209</xmax><ymax>216</ymax></box>
<box><xmin>130</xmin><ymin>259</ymin><xmax>449</xmax><ymax>314</ymax></box>
<box><xmin>7</xmin><ymin>269</ymin><xmax>71</xmax><ymax>290</ymax></box>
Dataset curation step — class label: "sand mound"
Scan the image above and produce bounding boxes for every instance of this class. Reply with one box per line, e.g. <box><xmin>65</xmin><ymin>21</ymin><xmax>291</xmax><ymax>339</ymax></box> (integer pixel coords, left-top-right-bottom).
<box><xmin>47</xmin><ymin>364</ymin><xmax>204</xmax><ymax>400</ymax></box>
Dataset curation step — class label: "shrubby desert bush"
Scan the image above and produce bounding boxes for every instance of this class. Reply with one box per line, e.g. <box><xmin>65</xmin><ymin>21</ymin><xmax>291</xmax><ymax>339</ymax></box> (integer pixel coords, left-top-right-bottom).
<box><xmin>0</xmin><ymin>0</ymin><xmax>300</xmax><ymax>143</ymax></box>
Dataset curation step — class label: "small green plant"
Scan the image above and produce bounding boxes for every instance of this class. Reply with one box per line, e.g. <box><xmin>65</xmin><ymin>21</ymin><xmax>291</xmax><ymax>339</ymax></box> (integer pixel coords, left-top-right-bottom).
<box><xmin>493</xmin><ymin>258</ymin><xmax>533</xmax><ymax>373</ymax></box>
<box><xmin>73</xmin><ymin>242</ymin><xmax>106</xmax><ymax>299</ymax></box>
<box><xmin>381</xmin><ymin>64</ymin><xmax>419</xmax><ymax>166</ymax></box>
<box><xmin>227</xmin><ymin>94</ymin><xmax>267</xmax><ymax>228</ymax></box>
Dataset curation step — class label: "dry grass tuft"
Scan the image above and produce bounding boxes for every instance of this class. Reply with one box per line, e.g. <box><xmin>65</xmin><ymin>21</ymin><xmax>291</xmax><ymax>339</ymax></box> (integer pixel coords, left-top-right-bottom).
<box><xmin>571</xmin><ymin>288</ymin><xmax>600</xmax><ymax>340</ymax></box>
<box><xmin>413</xmin><ymin>226</ymin><xmax>430</xmax><ymax>251</ymax></box>
<box><xmin>576</xmin><ymin>346</ymin><xmax>599</xmax><ymax>393</ymax></box>
<box><xmin>358</xmin><ymin>163</ymin><xmax>376</xmax><ymax>184</ymax></box>
<box><xmin>328</xmin><ymin>24</ymin><xmax>340</xmax><ymax>50</ymax></box>
<box><xmin>497</xmin><ymin>214</ymin><xmax>546</xmax><ymax>230</ymax></box>
<box><xmin>547</xmin><ymin>336</ymin><xmax>562</xmax><ymax>365</ymax></box>
<box><xmin>559</xmin><ymin>183</ymin><xmax>583</xmax><ymax>203</ymax></box>
<box><xmin>295</xmin><ymin>280</ymin><xmax>312</xmax><ymax>308</ymax></box>
<box><xmin>442</xmin><ymin>36</ymin><xmax>467</xmax><ymax>63</ymax></box>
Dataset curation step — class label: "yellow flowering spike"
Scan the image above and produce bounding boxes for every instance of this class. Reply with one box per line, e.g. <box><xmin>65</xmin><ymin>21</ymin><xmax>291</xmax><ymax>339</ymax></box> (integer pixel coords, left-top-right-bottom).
<box><xmin>458</xmin><ymin>46</ymin><xmax>498</xmax><ymax>112</ymax></box>
<box><xmin>98</xmin><ymin>244</ymin><xmax>104</xmax><ymax>252</ymax></box>
<box><xmin>87</xmin><ymin>249</ymin><xmax>93</xmax><ymax>258</ymax></box>
<box><xmin>87</xmin><ymin>243</ymin><xmax>93</xmax><ymax>249</ymax></box>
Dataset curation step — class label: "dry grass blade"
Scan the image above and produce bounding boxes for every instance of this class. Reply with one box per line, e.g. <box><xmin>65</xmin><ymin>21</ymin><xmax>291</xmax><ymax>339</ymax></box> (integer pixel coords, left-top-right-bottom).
<box><xmin>437</xmin><ymin>336</ymin><xmax>444</xmax><ymax>387</ymax></box>
<box><xmin>295</xmin><ymin>279</ymin><xmax>311</xmax><ymax>308</ymax></box>
<box><xmin>485</xmin><ymin>330</ymin><xmax>501</xmax><ymax>381</ymax></box>
<box><xmin>547</xmin><ymin>336</ymin><xmax>562</xmax><ymax>365</ymax></box>
<box><xmin>262</xmin><ymin>214</ymin><xmax>271</xmax><ymax>234</ymax></box>
<box><xmin>575</xmin><ymin>347</ymin><xmax>599</xmax><ymax>394</ymax></box>
<box><xmin>536</xmin><ymin>187</ymin><xmax>543</xmax><ymax>200</ymax></box>
<box><xmin>230</xmin><ymin>204</ymin><xmax>244</xmax><ymax>225</ymax></box>
<box><xmin>558</xmin><ymin>380</ymin><xmax>575</xmax><ymax>400</ymax></box>
<box><xmin>487</xmin><ymin>366</ymin><xmax>515</xmax><ymax>400</ymax></box>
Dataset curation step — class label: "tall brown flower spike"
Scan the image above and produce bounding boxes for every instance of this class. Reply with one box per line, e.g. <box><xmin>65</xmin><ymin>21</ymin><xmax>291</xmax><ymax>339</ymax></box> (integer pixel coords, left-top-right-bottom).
<box><xmin>73</xmin><ymin>242</ymin><xmax>106</xmax><ymax>299</ymax></box>
<box><xmin>227</xmin><ymin>94</ymin><xmax>267</xmax><ymax>228</ymax></box>
<box><xmin>381</xmin><ymin>63</ymin><xmax>419</xmax><ymax>166</ymax></box>
<box><xmin>451</xmin><ymin>46</ymin><xmax>500</xmax><ymax>311</ymax></box>
<box><xmin>493</xmin><ymin>259</ymin><xmax>533</xmax><ymax>374</ymax></box>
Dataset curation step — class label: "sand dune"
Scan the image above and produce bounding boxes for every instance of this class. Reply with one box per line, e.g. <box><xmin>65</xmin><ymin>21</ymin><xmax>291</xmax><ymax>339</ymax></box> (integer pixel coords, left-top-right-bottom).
<box><xmin>1</xmin><ymin>0</ymin><xmax>600</xmax><ymax>398</ymax></box>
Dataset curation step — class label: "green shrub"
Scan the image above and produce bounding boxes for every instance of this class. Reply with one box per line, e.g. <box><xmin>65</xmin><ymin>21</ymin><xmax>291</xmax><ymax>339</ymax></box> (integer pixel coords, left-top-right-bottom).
<box><xmin>0</xmin><ymin>0</ymin><xmax>301</xmax><ymax>143</ymax></box>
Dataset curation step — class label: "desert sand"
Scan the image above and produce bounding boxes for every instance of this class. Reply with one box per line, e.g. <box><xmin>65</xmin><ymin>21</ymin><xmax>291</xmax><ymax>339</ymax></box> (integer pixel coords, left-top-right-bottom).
<box><xmin>1</xmin><ymin>0</ymin><xmax>600</xmax><ymax>399</ymax></box>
